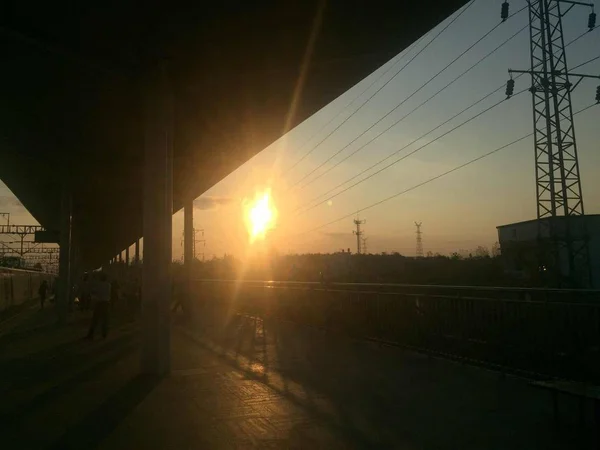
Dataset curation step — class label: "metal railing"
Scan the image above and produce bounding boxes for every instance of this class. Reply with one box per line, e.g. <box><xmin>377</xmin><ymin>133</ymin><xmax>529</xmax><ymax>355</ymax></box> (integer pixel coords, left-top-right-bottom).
<box><xmin>191</xmin><ymin>279</ymin><xmax>600</xmax><ymax>382</ymax></box>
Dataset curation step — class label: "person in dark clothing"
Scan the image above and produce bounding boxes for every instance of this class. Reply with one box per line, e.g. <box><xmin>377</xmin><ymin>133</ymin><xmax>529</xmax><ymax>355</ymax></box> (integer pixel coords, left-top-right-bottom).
<box><xmin>86</xmin><ymin>272</ymin><xmax>111</xmax><ymax>340</ymax></box>
<box><xmin>39</xmin><ymin>280</ymin><xmax>48</xmax><ymax>309</ymax></box>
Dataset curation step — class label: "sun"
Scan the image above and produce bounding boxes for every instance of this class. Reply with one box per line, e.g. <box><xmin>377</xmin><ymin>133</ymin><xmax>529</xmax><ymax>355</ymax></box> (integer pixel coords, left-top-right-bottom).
<box><xmin>244</xmin><ymin>189</ymin><xmax>278</xmax><ymax>242</ymax></box>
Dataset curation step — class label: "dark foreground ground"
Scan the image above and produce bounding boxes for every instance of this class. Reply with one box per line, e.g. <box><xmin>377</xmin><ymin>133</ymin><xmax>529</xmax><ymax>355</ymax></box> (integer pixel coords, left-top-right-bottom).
<box><xmin>0</xmin><ymin>300</ymin><xmax>596</xmax><ymax>449</ymax></box>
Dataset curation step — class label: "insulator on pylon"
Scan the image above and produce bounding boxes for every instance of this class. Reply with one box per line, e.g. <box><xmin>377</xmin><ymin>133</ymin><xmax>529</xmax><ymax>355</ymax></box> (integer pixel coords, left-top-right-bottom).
<box><xmin>596</xmin><ymin>85</ymin><xmax>600</xmax><ymax>103</ymax></box>
<box><xmin>501</xmin><ymin>1</ymin><xmax>510</xmax><ymax>22</ymax></box>
<box><xmin>589</xmin><ymin>12</ymin><xmax>597</xmax><ymax>31</ymax></box>
<box><xmin>505</xmin><ymin>78</ymin><xmax>515</xmax><ymax>97</ymax></box>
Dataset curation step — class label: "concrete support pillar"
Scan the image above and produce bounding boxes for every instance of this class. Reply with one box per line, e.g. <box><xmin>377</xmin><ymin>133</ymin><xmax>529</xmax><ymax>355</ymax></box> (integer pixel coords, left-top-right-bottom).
<box><xmin>57</xmin><ymin>181</ymin><xmax>72</xmax><ymax>324</ymax></box>
<box><xmin>184</xmin><ymin>198</ymin><xmax>194</xmax><ymax>305</ymax></box>
<box><xmin>118</xmin><ymin>252</ymin><xmax>122</xmax><ymax>263</ymax></box>
<box><xmin>141</xmin><ymin>63</ymin><xmax>173</xmax><ymax>376</ymax></box>
<box><xmin>135</xmin><ymin>239</ymin><xmax>140</xmax><ymax>264</ymax></box>
<box><xmin>125</xmin><ymin>246</ymin><xmax>130</xmax><ymax>265</ymax></box>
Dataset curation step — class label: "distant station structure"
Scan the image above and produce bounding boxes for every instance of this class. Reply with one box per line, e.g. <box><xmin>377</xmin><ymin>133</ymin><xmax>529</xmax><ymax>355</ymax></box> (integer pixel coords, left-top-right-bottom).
<box><xmin>0</xmin><ymin>213</ymin><xmax>58</xmax><ymax>272</ymax></box>
<box><xmin>497</xmin><ymin>215</ymin><xmax>600</xmax><ymax>288</ymax></box>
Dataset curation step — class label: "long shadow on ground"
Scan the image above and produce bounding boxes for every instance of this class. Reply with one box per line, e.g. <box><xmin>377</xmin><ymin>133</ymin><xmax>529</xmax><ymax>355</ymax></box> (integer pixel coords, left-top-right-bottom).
<box><xmin>185</xmin><ymin>310</ymin><xmax>593</xmax><ymax>450</ymax></box>
<box><xmin>178</xmin><ymin>325</ymin><xmax>378</xmax><ymax>449</ymax></box>
<box><xmin>0</xmin><ymin>315</ymin><xmax>90</xmax><ymax>347</ymax></box>
<box><xmin>0</xmin><ymin>328</ymin><xmax>137</xmax><ymax>391</ymax></box>
<box><xmin>47</xmin><ymin>374</ymin><xmax>160</xmax><ymax>450</ymax></box>
<box><xmin>0</xmin><ymin>333</ymin><xmax>139</xmax><ymax>428</ymax></box>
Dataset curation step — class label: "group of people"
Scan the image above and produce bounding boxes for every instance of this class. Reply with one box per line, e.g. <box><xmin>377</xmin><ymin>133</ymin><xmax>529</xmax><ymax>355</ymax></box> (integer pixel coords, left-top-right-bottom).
<box><xmin>37</xmin><ymin>268</ymin><xmax>152</xmax><ymax>340</ymax></box>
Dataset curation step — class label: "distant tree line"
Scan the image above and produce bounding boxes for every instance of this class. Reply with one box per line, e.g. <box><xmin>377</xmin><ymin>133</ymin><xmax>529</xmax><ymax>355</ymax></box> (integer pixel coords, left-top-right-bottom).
<box><xmin>182</xmin><ymin>243</ymin><xmax>529</xmax><ymax>287</ymax></box>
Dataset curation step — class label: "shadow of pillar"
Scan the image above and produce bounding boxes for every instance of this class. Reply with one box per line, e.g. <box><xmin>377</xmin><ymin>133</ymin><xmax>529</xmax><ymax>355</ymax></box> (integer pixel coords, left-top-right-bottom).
<box><xmin>48</xmin><ymin>374</ymin><xmax>160</xmax><ymax>450</ymax></box>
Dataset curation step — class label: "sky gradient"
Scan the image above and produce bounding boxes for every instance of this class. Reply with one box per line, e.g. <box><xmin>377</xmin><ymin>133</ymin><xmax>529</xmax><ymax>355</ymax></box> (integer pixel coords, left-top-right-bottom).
<box><xmin>1</xmin><ymin>0</ymin><xmax>599</xmax><ymax>261</ymax></box>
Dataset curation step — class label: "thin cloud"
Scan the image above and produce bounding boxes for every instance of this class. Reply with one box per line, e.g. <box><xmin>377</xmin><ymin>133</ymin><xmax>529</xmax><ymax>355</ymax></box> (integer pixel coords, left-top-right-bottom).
<box><xmin>193</xmin><ymin>196</ymin><xmax>235</xmax><ymax>211</ymax></box>
<box><xmin>321</xmin><ymin>231</ymin><xmax>350</xmax><ymax>239</ymax></box>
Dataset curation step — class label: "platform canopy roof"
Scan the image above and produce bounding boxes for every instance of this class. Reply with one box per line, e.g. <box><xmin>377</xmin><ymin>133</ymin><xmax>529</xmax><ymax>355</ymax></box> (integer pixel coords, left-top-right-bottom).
<box><xmin>0</xmin><ymin>0</ymin><xmax>467</xmax><ymax>267</ymax></box>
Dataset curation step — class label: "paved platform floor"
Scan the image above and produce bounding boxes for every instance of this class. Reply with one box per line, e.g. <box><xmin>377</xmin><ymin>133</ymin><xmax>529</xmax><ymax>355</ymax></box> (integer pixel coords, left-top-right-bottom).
<box><xmin>0</xmin><ymin>303</ymin><xmax>596</xmax><ymax>449</ymax></box>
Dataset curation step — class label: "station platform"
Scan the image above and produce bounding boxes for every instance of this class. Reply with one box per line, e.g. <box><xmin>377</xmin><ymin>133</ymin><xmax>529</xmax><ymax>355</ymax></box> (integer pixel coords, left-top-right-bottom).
<box><xmin>0</xmin><ymin>302</ymin><xmax>594</xmax><ymax>449</ymax></box>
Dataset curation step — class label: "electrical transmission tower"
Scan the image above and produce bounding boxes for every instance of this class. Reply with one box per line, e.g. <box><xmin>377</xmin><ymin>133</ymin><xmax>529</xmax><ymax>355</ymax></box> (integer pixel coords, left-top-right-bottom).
<box><xmin>361</xmin><ymin>237</ymin><xmax>368</xmax><ymax>254</ymax></box>
<box><xmin>193</xmin><ymin>227</ymin><xmax>206</xmax><ymax>261</ymax></box>
<box><xmin>353</xmin><ymin>218</ymin><xmax>366</xmax><ymax>254</ymax></box>
<box><xmin>415</xmin><ymin>222</ymin><xmax>424</xmax><ymax>257</ymax></box>
<box><xmin>180</xmin><ymin>227</ymin><xmax>206</xmax><ymax>261</ymax></box>
<box><xmin>505</xmin><ymin>0</ymin><xmax>599</xmax><ymax>286</ymax></box>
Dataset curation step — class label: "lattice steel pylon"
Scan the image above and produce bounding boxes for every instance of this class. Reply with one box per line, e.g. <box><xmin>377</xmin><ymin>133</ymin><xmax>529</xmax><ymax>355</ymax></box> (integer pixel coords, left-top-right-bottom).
<box><xmin>506</xmin><ymin>0</ymin><xmax>598</xmax><ymax>287</ymax></box>
<box><xmin>353</xmin><ymin>218</ymin><xmax>366</xmax><ymax>254</ymax></box>
<box><xmin>415</xmin><ymin>222</ymin><xmax>423</xmax><ymax>257</ymax></box>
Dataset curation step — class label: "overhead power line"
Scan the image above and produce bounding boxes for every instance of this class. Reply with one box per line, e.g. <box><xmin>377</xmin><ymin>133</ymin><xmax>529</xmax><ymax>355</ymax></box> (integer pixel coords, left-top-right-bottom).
<box><xmin>285</xmin><ymin>0</ymin><xmax>477</xmax><ymax>185</ymax></box>
<box><xmin>296</xmin><ymin>22</ymin><xmax>529</xmax><ymax>191</ymax></box>
<box><xmin>294</xmin><ymin>27</ymin><xmax>594</xmax><ymax>213</ymax></box>
<box><xmin>565</xmin><ymin>25</ymin><xmax>597</xmax><ymax>47</ymax></box>
<box><xmin>296</xmin><ymin>86</ymin><xmax>528</xmax><ymax>214</ymax></box>
<box><xmin>282</xmin><ymin>33</ymin><xmax>430</xmax><ymax>175</ymax></box>
<box><xmin>298</xmin><ymin>134</ymin><xmax>532</xmax><ymax>235</ymax></box>
<box><xmin>292</xmin><ymin>103</ymin><xmax>597</xmax><ymax>238</ymax></box>
<box><xmin>571</xmin><ymin>54</ymin><xmax>600</xmax><ymax>70</ymax></box>
<box><xmin>289</xmin><ymin>4</ymin><xmax>527</xmax><ymax>190</ymax></box>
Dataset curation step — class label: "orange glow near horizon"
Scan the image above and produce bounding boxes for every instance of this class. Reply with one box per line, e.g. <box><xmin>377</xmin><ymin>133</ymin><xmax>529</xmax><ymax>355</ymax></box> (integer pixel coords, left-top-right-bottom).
<box><xmin>244</xmin><ymin>189</ymin><xmax>278</xmax><ymax>243</ymax></box>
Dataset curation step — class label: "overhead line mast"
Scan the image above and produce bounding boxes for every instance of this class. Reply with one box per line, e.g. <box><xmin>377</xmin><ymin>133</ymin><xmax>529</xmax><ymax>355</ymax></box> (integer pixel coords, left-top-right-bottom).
<box><xmin>504</xmin><ymin>0</ymin><xmax>600</xmax><ymax>286</ymax></box>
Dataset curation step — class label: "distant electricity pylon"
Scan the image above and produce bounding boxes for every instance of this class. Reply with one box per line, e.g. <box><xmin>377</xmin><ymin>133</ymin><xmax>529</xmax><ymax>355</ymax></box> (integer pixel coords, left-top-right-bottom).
<box><xmin>353</xmin><ymin>217</ymin><xmax>366</xmax><ymax>254</ymax></box>
<box><xmin>504</xmin><ymin>0</ymin><xmax>599</xmax><ymax>286</ymax></box>
<box><xmin>193</xmin><ymin>227</ymin><xmax>205</xmax><ymax>261</ymax></box>
<box><xmin>180</xmin><ymin>227</ymin><xmax>206</xmax><ymax>261</ymax></box>
<box><xmin>361</xmin><ymin>237</ymin><xmax>368</xmax><ymax>254</ymax></box>
<box><xmin>415</xmin><ymin>222</ymin><xmax>423</xmax><ymax>257</ymax></box>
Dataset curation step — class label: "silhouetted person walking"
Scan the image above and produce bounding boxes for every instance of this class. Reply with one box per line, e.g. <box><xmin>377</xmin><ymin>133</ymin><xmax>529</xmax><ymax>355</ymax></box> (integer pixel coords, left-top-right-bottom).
<box><xmin>39</xmin><ymin>280</ymin><xmax>48</xmax><ymax>309</ymax></box>
<box><xmin>86</xmin><ymin>272</ymin><xmax>111</xmax><ymax>340</ymax></box>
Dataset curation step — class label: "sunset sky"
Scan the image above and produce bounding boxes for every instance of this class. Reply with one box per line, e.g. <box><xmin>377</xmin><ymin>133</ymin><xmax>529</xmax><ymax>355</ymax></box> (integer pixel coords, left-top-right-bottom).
<box><xmin>2</xmin><ymin>1</ymin><xmax>599</xmax><ymax>261</ymax></box>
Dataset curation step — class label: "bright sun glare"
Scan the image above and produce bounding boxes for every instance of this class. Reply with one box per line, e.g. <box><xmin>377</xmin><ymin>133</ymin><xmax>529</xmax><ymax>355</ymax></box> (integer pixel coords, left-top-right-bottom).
<box><xmin>244</xmin><ymin>189</ymin><xmax>277</xmax><ymax>242</ymax></box>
